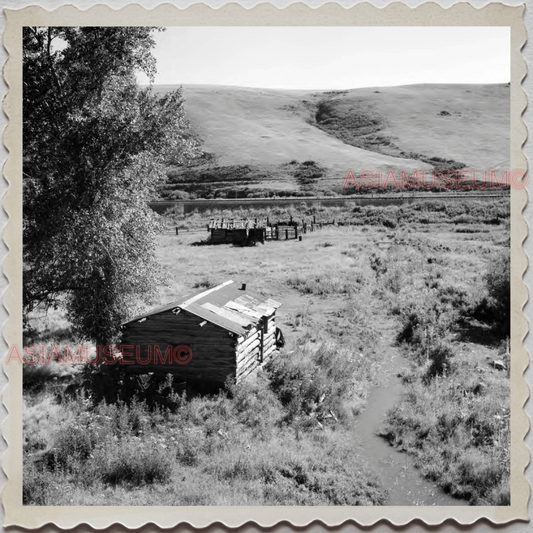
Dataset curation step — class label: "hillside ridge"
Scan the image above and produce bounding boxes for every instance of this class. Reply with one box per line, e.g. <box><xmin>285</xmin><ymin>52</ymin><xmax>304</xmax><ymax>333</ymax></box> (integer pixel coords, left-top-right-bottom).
<box><xmin>153</xmin><ymin>83</ymin><xmax>510</xmax><ymax>199</ymax></box>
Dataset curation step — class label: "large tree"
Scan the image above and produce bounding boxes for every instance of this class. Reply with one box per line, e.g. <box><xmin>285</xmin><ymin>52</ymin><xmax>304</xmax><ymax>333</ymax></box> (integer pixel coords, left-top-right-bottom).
<box><xmin>23</xmin><ymin>27</ymin><xmax>195</xmax><ymax>345</ymax></box>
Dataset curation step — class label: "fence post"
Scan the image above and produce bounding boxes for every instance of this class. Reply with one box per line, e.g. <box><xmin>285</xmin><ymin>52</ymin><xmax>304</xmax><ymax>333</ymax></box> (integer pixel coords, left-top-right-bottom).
<box><xmin>175</xmin><ymin>227</ymin><xmax>179</xmax><ymax>235</ymax></box>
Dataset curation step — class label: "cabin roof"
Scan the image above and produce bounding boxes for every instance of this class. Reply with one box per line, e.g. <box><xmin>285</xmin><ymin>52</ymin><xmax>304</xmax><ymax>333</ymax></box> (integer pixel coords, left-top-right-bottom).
<box><xmin>123</xmin><ymin>280</ymin><xmax>281</xmax><ymax>336</ymax></box>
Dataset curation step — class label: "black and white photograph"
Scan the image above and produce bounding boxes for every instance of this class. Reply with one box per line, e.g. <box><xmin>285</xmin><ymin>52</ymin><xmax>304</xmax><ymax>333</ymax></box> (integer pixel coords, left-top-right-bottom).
<box><xmin>5</xmin><ymin>2</ymin><xmax>528</xmax><ymax>526</ymax></box>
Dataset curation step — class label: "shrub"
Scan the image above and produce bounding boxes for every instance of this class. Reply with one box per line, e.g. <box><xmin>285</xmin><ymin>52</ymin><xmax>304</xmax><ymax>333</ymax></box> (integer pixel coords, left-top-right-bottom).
<box><xmin>424</xmin><ymin>342</ymin><xmax>455</xmax><ymax>381</ymax></box>
<box><xmin>45</xmin><ymin>426</ymin><xmax>95</xmax><ymax>472</ymax></box>
<box><xmin>97</xmin><ymin>439</ymin><xmax>172</xmax><ymax>486</ymax></box>
<box><xmin>397</xmin><ymin>311</ymin><xmax>422</xmax><ymax>344</ymax></box>
<box><xmin>23</xmin><ymin>463</ymin><xmax>52</xmax><ymax>505</ymax></box>
<box><xmin>484</xmin><ymin>250</ymin><xmax>510</xmax><ymax>336</ymax></box>
<box><xmin>266</xmin><ymin>342</ymin><xmax>359</xmax><ymax>426</ymax></box>
<box><xmin>286</xmin><ymin>271</ymin><xmax>360</xmax><ymax>296</ymax></box>
<box><xmin>369</xmin><ymin>252</ymin><xmax>388</xmax><ymax>277</ymax></box>
<box><xmin>381</xmin><ymin>217</ymin><xmax>397</xmax><ymax>229</ymax></box>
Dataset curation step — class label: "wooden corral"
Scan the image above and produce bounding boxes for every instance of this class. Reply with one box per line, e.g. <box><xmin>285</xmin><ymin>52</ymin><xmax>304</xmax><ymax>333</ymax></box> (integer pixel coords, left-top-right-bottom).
<box><xmin>208</xmin><ymin>217</ymin><xmax>309</xmax><ymax>244</ymax></box>
<box><xmin>265</xmin><ymin>225</ymin><xmax>300</xmax><ymax>241</ymax></box>
<box><xmin>210</xmin><ymin>227</ymin><xmax>265</xmax><ymax>245</ymax></box>
<box><xmin>120</xmin><ymin>281</ymin><xmax>282</xmax><ymax>388</ymax></box>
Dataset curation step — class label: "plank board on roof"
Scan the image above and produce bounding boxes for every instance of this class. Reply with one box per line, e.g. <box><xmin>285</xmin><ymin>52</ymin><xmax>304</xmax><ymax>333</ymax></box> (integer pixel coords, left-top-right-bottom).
<box><xmin>201</xmin><ymin>302</ymin><xmax>252</xmax><ymax>328</ymax></box>
<box><xmin>264</xmin><ymin>298</ymin><xmax>282</xmax><ymax>309</ymax></box>
<box><xmin>184</xmin><ymin>305</ymin><xmax>246</xmax><ymax>335</ymax></box>
<box><xmin>237</xmin><ymin>294</ymin><xmax>262</xmax><ymax>306</ymax></box>
<box><xmin>234</xmin><ymin>295</ymin><xmax>266</xmax><ymax>311</ymax></box>
<box><xmin>254</xmin><ymin>303</ymin><xmax>277</xmax><ymax>316</ymax></box>
<box><xmin>224</xmin><ymin>300</ymin><xmax>263</xmax><ymax>320</ymax></box>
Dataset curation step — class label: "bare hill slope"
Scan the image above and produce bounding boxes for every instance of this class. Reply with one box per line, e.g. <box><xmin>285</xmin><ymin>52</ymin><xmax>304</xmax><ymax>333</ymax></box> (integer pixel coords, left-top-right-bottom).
<box><xmin>154</xmin><ymin>83</ymin><xmax>509</xmax><ymax>198</ymax></box>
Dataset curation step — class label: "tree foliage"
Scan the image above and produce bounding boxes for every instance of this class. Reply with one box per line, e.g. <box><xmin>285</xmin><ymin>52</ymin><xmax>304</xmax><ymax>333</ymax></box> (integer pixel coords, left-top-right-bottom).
<box><xmin>23</xmin><ymin>27</ymin><xmax>196</xmax><ymax>344</ymax></box>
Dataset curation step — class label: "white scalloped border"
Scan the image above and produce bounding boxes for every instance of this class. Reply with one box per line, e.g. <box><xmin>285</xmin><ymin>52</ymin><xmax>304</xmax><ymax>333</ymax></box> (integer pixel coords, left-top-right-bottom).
<box><xmin>1</xmin><ymin>2</ymin><xmax>529</xmax><ymax>529</ymax></box>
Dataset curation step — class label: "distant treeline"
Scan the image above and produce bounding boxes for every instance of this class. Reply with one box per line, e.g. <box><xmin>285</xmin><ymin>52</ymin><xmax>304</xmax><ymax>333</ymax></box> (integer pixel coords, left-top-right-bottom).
<box><xmin>163</xmin><ymin>198</ymin><xmax>510</xmax><ymax>232</ymax></box>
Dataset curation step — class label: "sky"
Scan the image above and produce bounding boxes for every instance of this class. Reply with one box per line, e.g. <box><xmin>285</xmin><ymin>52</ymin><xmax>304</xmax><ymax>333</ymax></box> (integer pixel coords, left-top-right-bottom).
<box><xmin>139</xmin><ymin>27</ymin><xmax>510</xmax><ymax>90</ymax></box>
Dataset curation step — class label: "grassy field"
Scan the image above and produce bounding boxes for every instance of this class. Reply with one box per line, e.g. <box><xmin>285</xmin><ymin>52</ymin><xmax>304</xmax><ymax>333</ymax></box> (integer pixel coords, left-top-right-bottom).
<box><xmin>23</xmin><ymin>199</ymin><xmax>510</xmax><ymax>506</ymax></box>
<box><xmin>155</xmin><ymin>83</ymin><xmax>510</xmax><ymax>199</ymax></box>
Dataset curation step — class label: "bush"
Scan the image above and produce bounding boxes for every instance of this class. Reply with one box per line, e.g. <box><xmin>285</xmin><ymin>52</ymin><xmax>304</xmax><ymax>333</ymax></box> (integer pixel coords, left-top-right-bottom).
<box><xmin>266</xmin><ymin>342</ymin><xmax>359</xmax><ymax>426</ymax></box>
<box><xmin>424</xmin><ymin>342</ymin><xmax>455</xmax><ymax>381</ymax></box>
<box><xmin>45</xmin><ymin>425</ymin><xmax>95</xmax><ymax>472</ymax></box>
<box><xmin>484</xmin><ymin>250</ymin><xmax>510</xmax><ymax>336</ymax></box>
<box><xmin>97</xmin><ymin>439</ymin><xmax>172</xmax><ymax>486</ymax></box>
<box><xmin>23</xmin><ymin>464</ymin><xmax>46</xmax><ymax>505</ymax></box>
<box><xmin>381</xmin><ymin>217</ymin><xmax>397</xmax><ymax>229</ymax></box>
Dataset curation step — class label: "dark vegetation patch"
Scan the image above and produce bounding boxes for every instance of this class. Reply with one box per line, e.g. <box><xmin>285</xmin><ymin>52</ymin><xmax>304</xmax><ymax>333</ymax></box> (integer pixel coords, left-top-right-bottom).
<box><xmin>158</xmin><ymin>160</ymin><xmax>333</xmax><ymax>200</ymax></box>
<box><xmin>309</xmin><ymin>97</ymin><xmax>468</xmax><ymax>177</ymax></box>
<box><xmin>291</xmin><ymin>160</ymin><xmax>326</xmax><ymax>189</ymax></box>
<box><xmin>159</xmin><ymin>164</ymin><xmax>267</xmax><ymax>199</ymax></box>
<box><xmin>347</xmin><ymin>199</ymin><xmax>510</xmax><ymax>228</ymax></box>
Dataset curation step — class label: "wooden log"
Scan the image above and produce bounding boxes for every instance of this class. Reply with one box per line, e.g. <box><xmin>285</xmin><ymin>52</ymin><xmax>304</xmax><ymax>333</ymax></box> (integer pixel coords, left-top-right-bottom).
<box><xmin>237</xmin><ymin>352</ymin><xmax>258</xmax><ymax>373</ymax></box>
<box><xmin>237</xmin><ymin>331</ymin><xmax>275</xmax><ymax>359</ymax></box>
<box><xmin>237</xmin><ymin>340</ymin><xmax>275</xmax><ymax>369</ymax></box>
<box><xmin>237</xmin><ymin>332</ymin><xmax>260</xmax><ymax>353</ymax></box>
<box><xmin>237</xmin><ymin>348</ymin><xmax>257</xmax><ymax>368</ymax></box>
<box><xmin>122</xmin><ymin>332</ymin><xmax>229</xmax><ymax>342</ymax></box>
<box><xmin>122</xmin><ymin>334</ymin><xmax>233</xmax><ymax>347</ymax></box>
<box><xmin>262</xmin><ymin>338</ymin><xmax>276</xmax><ymax>353</ymax></box>
<box><xmin>237</xmin><ymin>356</ymin><xmax>260</xmax><ymax>379</ymax></box>
<box><xmin>237</xmin><ymin>339</ymin><xmax>260</xmax><ymax>357</ymax></box>
<box><xmin>237</xmin><ymin>341</ymin><xmax>260</xmax><ymax>363</ymax></box>
<box><xmin>263</xmin><ymin>344</ymin><xmax>277</xmax><ymax>358</ymax></box>
<box><xmin>121</xmin><ymin>346</ymin><xmax>236</xmax><ymax>361</ymax></box>
<box><xmin>263</xmin><ymin>331</ymin><xmax>275</xmax><ymax>345</ymax></box>
<box><xmin>238</xmin><ymin>363</ymin><xmax>257</xmax><ymax>380</ymax></box>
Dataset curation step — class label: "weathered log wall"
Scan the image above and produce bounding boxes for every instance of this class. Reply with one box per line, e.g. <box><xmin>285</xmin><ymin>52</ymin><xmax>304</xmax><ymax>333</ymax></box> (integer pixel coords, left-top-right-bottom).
<box><xmin>121</xmin><ymin>308</ymin><xmax>279</xmax><ymax>386</ymax></box>
<box><xmin>120</xmin><ymin>309</ymin><xmax>237</xmax><ymax>385</ymax></box>
<box><xmin>235</xmin><ymin>320</ymin><xmax>277</xmax><ymax>381</ymax></box>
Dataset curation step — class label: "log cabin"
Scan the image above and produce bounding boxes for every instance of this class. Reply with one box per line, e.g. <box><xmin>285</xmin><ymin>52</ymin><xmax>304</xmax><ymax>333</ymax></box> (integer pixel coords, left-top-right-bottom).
<box><xmin>119</xmin><ymin>280</ymin><xmax>282</xmax><ymax>388</ymax></box>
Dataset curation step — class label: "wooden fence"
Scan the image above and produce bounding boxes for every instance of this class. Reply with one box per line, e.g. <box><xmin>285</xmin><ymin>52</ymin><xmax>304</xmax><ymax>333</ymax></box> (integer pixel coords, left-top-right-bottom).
<box><xmin>171</xmin><ymin>215</ymin><xmax>346</xmax><ymax>244</ymax></box>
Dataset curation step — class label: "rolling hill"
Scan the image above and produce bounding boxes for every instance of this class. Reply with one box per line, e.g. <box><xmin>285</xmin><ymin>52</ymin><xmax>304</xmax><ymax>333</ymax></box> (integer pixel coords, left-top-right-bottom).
<box><xmin>154</xmin><ymin>83</ymin><xmax>510</xmax><ymax>199</ymax></box>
